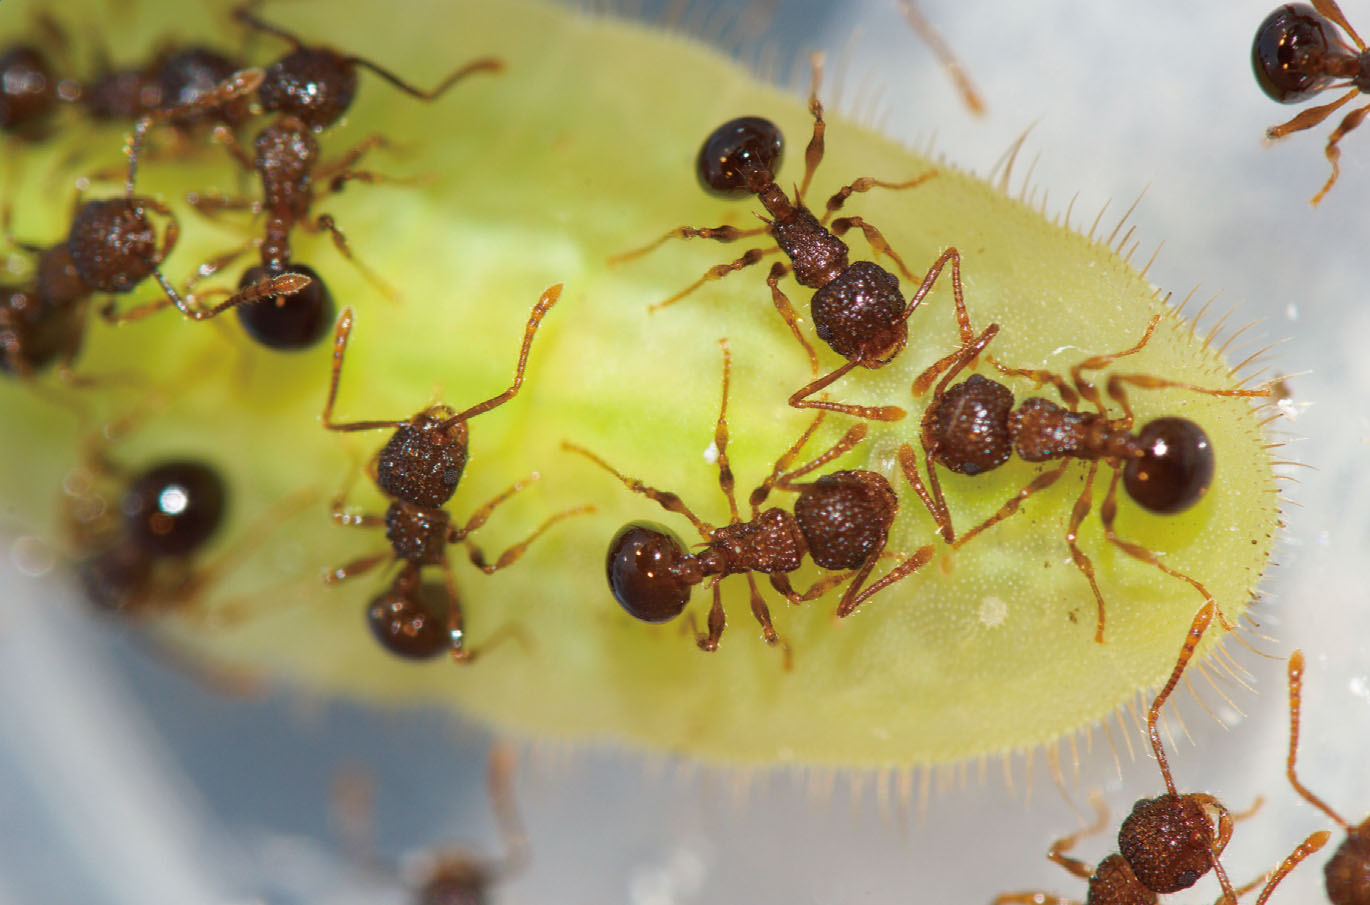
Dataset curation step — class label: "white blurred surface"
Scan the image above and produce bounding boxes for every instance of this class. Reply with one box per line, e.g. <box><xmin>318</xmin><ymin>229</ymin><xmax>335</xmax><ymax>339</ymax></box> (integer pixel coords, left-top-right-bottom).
<box><xmin>2</xmin><ymin>1</ymin><xmax>1368</xmax><ymax>903</ymax></box>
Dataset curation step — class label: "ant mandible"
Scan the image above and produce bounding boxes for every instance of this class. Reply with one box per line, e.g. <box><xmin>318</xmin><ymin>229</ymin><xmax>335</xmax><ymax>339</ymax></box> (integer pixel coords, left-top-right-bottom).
<box><xmin>320</xmin><ymin>286</ymin><xmax>590</xmax><ymax>663</ymax></box>
<box><xmin>1253</xmin><ymin>1</ymin><xmax>1370</xmax><ymax>203</ymax></box>
<box><xmin>563</xmin><ymin>340</ymin><xmax>934</xmax><ymax>657</ymax></box>
<box><xmin>897</xmin><ymin>315</ymin><xmax>1269</xmax><ymax>643</ymax></box>
<box><xmin>1285</xmin><ymin>650</ymin><xmax>1370</xmax><ymax>905</ymax></box>
<box><xmin>614</xmin><ymin>55</ymin><xmax>945</xmax><ymax>423</ymax></box>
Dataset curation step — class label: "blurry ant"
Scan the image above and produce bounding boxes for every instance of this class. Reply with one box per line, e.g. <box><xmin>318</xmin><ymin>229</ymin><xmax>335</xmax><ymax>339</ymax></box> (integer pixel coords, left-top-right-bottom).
<box><xmin>1285</xmin><ymin>650</ymin><xmax>1370</xmax><ymax>905</ymax></box>
<box><xmin>81</xmin><ymin>43</ymin><xmax>253</xmax><ymax>130</ymax></box>
<box><xmin>614</xmin><ymin>56</ymin><xmax>939</xmax><ymax>422</ymax></box>
<box><xmin>995</xmin><ymin>604</ymin><xmax>1324</xmax><ymax>905</ymax></box>
<box><xmin>320</xmin><ymin>287</ymin><xmax>591</xmax><ymax>663</ymax></box>
<box><xmin>233</xmin><ymin>3</ymin><xmax>504</xmax><ymax>133</ymax></box>
<box><xmin>562</xmin><ymin>340</ymin><xmax>934</xmax><ymax>656</ymax></box>
<box><xmin>1253</xmin><ymin>1</ymin><xmax>1370</xmax><ymax>203</ymax></box>
<box><xmin>0</xmin><ymin>42</ymin><xmax>68</xmax><ymax>139</ymax></box>
<box><xmin>897</xmin><ymin>315</ymin><xmax>1269</xmax><ymax>643</ymax></box>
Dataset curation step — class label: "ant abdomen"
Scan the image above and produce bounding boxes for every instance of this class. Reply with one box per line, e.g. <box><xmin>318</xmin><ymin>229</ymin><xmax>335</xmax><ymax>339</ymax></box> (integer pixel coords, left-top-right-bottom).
<box><xmin>235</xmin><ymin>263</ymin><xmax>334</xmax><ymax>350</ymax></box>
<box><xmin>695</xmin><ymin>115</ymin><xmax>783</xmax><ymax>196</ymax></box>
<box><xmin>1123</xmin><ymin>417</ymin><xmax>1214</xmax><ymax>515</ymax></box>
<box><xmin>605</xmin><ymin>521</ymin><xmax>695</xmax><ymax>624</ymax></box>
<box><xmin>121</xmin><ymin>461</ymin><xmax>227</xmax><ymax>557</ymax></box>
<box><xmin>792</xmin><ymin>470</ymin><xmax>895</xmax><ymax>571</ymax></box>
<box><xmin>367</xmin><ymin>580</ymin><xmax>451</xmax><ymax>660</ymax></box>
<box><xmin>1253</xmin><ymin>4</ymin><xmax>1342</xmax><ymax>103</ymax></box>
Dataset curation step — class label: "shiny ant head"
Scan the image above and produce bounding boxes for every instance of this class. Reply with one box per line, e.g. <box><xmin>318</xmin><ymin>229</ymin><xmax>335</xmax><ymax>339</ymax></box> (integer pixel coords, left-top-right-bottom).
<box><xmin>695</xmin><ymin>116</ymin><xmax>783</xmax><ymax>196</ymax></box>
<box><xmin>236</xmin><ymin>263</ymin><xmax>334</xmax><ymax>350</ymax></box>
<box><xmin>367</xmin><ymin>579</ymin><xmax>450</xmax><ymax>660</ymax></box>
<box><xmin>793</xmin><ymin>470</ymin><xmax>896</xmax><ymax>570</ymax></box>
<box><xmin>811</xmin><ymin>261</ymin><xmax>907</xmax><ymax>364</ymax></box>
<box><xmin>121</xmin><ymin>461</ymin><xmax>227</xmax><ymax>558</ymax></box>
<box><xmin>0</xmin><ymin>46</ymin><xmax>60</xmax><ymax>136</ymax></box>
<box><xmin>605</xmin><ymin>522</ymin><xmax>694</xmax><ymax>623</ymax></box>
<box><xmin>1123</xmin><ymin>417</ymin><xmax>1214</xmax><ymax>515</ymax></box>
<box><xmin>259</xmin><ymin>47</ymin><xmax>358</xmax><ymax>132</ymax></box>
<box><xmin>65</xmin><ymin>199</ymin><xmax>161</xmax><ymax>293</ymax></box>
<box><xmin>1118</xmin><ymin>793</ymin><xmax>1226</xmax><ymax>894</ymax></box>
<box><xmin>1252</xmin><ymin>4</ymin><xmax>1343</xmax><ymax>103</ymax></box>
<box><xmin>924</xmin><ymin>373</ymin><xmax>1015</xmax><ymax>476</ymax></box>
<box><xmin>375</xmin><ymin>408</ymin><xmax>470</xmax><ymax>510</ymax></box>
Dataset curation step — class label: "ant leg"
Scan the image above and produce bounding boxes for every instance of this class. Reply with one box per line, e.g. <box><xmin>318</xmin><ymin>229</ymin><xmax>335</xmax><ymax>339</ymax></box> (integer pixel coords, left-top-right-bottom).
<box><xmin>185</xmin><ymin>190</ymin><xmax>259</xmax><ymax>222</ymax></box>
<box><xmin>351</xmin><ymin>53</ymin><xmax>504</xmax><ymax>104</ymax></box>
<box><xmin>231</xmin><ymin>4</ymin><xmax>306</xmax><ymax>49</ymax></box>
<box><xmin>1285</xmin><ymin>650</ymin><xmax>1352</xmax><ymax>828</ymax></box>
<box><xmin>1314</xmin><ymin>100</ymin><xmax>1370</xmax><ymax>205</ymax></box>
<box><xmin>1046</xmin><ymin>793</ymin><xmax>1111</xmax><ymax>879</ymax></box>
<box><xmin>902</xmin><ymin>247</ymin><xmax>975</xmax><ymax>345</ymax></box>
<box><xmin>1062</xmin><ymin>461</ymin><xmax>1109</xmax><ymax>644</ymax></box>
<box><xmin>438</xmin><ymin>557</ymin><xmax>474</xmax><ymax>663</ymax></box>
<box><xmin>313</xmin><ymin>213</ymin><xmax>402</xmax><ymax>303</ymax></box>
<box><xmin>822</xmin><ymin>171</ymin><xmax>936</xmax><ymax>226</ymax></box>
<box><xmin>834</xmin><ymin>544</ymin><xmax>934</xmax><ymax>618</ymax></box>
<box><xmin>330</xmin><ymin>487</ymin><xmax>386</xmax><ymax>529</ymax></box>
<box><xmin>798</xmin><ymin>53</ymin><xmax>827</xmax><ymax>202</ymax></box>
<box><xmin>609</xmin><ymin>224</ymin><xmax>771</xmax><ymax>265</ymax></box>
<box><xmin>442</xmin><ymin>284</ymin><xmax>561</xmax><ymax>425</ymax></box>
<box><xmin>1096</xmin><ymin>468</ymin><xmax>1235</xmax><ymax>632</ymax></box>
<box><xmin>319</xmin><ymin>133</ymin><xmax>388</xmax><ymax>179</ymax></box>
<box><xmin>321</xmin><ymin>307</ymin><xmax>408</xmax><ymax>432</ymax></box>
<box><xmin>912</xmin><ymin>321</ymin><xmax>999</xmax><ymax>398</ymax></box>
<box><xmin>829</xmin><ymin>215</ymin><xmax>919</xmax><ymax>283</ymax></box>
<box><xmin>770</xmin><ymin>570</ymin><xmax>851</xmax><ymax>605</ymax></box>
<box><xmin>896</xmin><ymin>0</ymin><xmax>986</xmax><ymax>115</ymax></box>
<box><xmin>484</xmin><ymin>742</ymin><xmax>531</xmax><ymax>880</ymax></box>
<box><xmin>696</xmin><ymin>580</ymin><xmax>727</xmax><ymax>652</ymax></box>
<box><xmin>749</xmin><ymin>411</ymin><xmax>830</xmax><ymax>512</ymax></box>
<box><xmin>1146</xmin><ymin>600</ymin><xmax>1218</xmax><ymax>798</ymax></box>
<box><xmin>898</xmin><ymin>443</ymin><xmax>954</xmax><ymax>542</ymax></box>
<box><xmin>1266</xmin><ymin>86</ymin><xmax>1358</xmax><ymax>140</ymax></box>
<box><xmin>789</xmin><ymin>359</ymin><xmax>908</xmax><ymax>421</ymax></box>
<box><xmin>562</xmin><ymin>442</ymin><xmax>715</xmax><ymax>539</ymax></box>
<box><xmin>712</xmin><ymin>339</ymin><xmax>742</xmax><ymax>522</ymax></box>
<box><xmin>765</xmin><ymin>262</ymin><xmax>819</xmax><ymax>375</ymax></box>
<box><xmin>646</xmin><ymin>246</ymin><xmax>780</xmax><ymax>313</ymax></box>
<box><xmin>1068</xmin><ymin>315</ymin><xmax>1160</xmax><ymax>414</ymax></box>
<box><xmin>1313</xmin><ymin>0</ymin><xmax>1366</xmax><ymax>47</ymax></box>
<box><xmin>990</xmin><ymin>895</ymin><xmax>1076</xmax><ymax>905</ymax></box>
<box><xmin>209</xmin><ymin>123</ymin><xmax>257</xmax><ymax>172</ymax></box>
<box><xmin>462</xmin><ymin>504</ymin><xmax>595</xmax><ymax>574</ymax></box>
<box><xmin>167</xmin><ymin>269</ymin><xmax>312</xmax><ymax>323</ymax></box>
<box><xmin>772</xmin><ymin>422</ymin><xmax>869</xmax><ymax>489</ymax></box>
<box><xmin>323</xmin><ymin>551</ymin><xmax>391</xmax><ymax>585</ymax></box>
<box><xmin>952</xmin><ymin>460</ymin><xmax>1071</xmax><ymax>549</ymax></box>
<box><xmin>742</xmin><ymin>572</ymin><xmax>783</xmax><ymax>647</ymax></box>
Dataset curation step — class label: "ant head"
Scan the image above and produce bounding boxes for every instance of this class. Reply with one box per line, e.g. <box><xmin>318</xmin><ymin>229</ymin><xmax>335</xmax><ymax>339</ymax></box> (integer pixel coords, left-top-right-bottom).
<box><xmin>236</xmin><ymin>263</ymin><xmax>334</xmax><ymax>350</ymax></box>
<box><xmin>259</xmin><ymin>47</ymin><xmax>357</xmax><ymax>132</ymax></box>
<box><xmin>0</xmin><ymin>287</ymin><xmax>73</xmax><ymax>374</ymax></box>
<box><xmin>1252</xmin><ymin>4</ymin><xmax>1341</xmax><ymax>103</ymax></box>
<box><xmin>375</xmin><ymin>408</ymin><xmax>469</xmax><ymax>509</ymax></box>
<box><xmin>66</xmin><ymin>199</ymin><xmax>161</xmax><ymax>294</ymax></box>
<box><xmin>0</xmin><ymin>46</ymin><xmax>59</xmax><ymax>136</ymax></box>
<box><xmin>367</xmin><ymin>578</ymin><xmax>451</xmax><ymax>660</ymax></box>
<box><xmin>1117</xmin><ymin>793</ymin><xmax>1221</xmax><ymax>894</ymax></box>
<box><xmin>811</xmin><ymin>261</ymin><xmax>906</xmax><ymax>363</ymax></box>
<box><xmin>1326</xmin><ymin>829</ymin><xmax>1370</xmax><ymax>905</ymax></box>
<box><xmin>793</xmin><ymin>470</ymin><xmax>896</xmax><ymax>570</ymax></box>
<box><xmin>156</xmin><ymin>47</ymin><xmax>253</xmax><ymax>127</ymax></box>
<box><xmin>695</xmin><ymin>116</ymin><xmax>783</xmax><ymax>197</ymax></box>
<box><xmin>606</xmin><ymin>522</ymin><xmax>693</xmax><ymax>623</ymax></box>
<box><xmin>1122</xmin><ymin>417</ymin><xmax>1214</xmax><ymax>514</ymax></box>
<box><xmin>924</xmin><ymin>374</ymin><xmax>1015</xmax><ymax>475</ymax></box>
<box><xmin>121</xmin><ymin>461</ymin><xmax>227</xmax><ymax>558</ymax></box>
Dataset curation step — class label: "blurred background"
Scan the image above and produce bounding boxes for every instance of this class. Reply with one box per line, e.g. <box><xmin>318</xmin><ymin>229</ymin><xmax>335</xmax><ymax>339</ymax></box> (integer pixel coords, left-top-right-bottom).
<box><xmin>1</xmin><ymin>0</ymin><xmax>1366</xmax><ymax>902</ymax></box>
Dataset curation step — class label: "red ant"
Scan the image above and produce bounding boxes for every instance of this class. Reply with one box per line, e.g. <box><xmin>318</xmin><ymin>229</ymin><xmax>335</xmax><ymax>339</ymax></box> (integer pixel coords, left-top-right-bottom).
<box><xmin>614</xmin><ymin>56</ymin><xmax>941</xmax><ymax>423</ymax></box>
<box><xmin>1253</xmin><ymin>1</ymin><xmax>1370</xmax><ymax>203</ymax></box>
<box><xmin>1285</xmin><ymin>650</ymin><xmax>1370</xmax><ymax>905</ymax></box>
<box><xmin>897</xmin><ymin>315</ymin><xmax>1269</xmax><ymax>643</ymax></box>
<box><xmin>562</xmin><ymin>340</ymin><xmax>933</xmax><ymax>656</ymax></box>
<box><xmin>320</xmin><ymin>287</ymin><xmax>591</xmax><ymax>662</ymax></box>
<box><xmin>995</xmin><ymin>604</ymin><xmax>1327</xmax><ymax>905</ymax></box>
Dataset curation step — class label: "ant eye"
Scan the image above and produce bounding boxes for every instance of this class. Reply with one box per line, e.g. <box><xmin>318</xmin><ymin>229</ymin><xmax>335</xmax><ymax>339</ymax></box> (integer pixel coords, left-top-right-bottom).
<box><xmin>1123</xmin><ymin>417</ymin><xmax>1214</xmax><ymax>514</ymax></box>
<box><xmin>1252</xmin><ymin>4</ymin><xmax>1339</xmax><ymax>103</ymax></box>
<box><xmin>236</xmin><ymin>263</ymin><xmax>335</xmax><ymax>350</ymax></box>
<box><xmin>695</xmin><ymin>116</ymin><xmax>783</xmax><ymax>196</ymax></box>
<box><xmin>367</xmin><ymin>583</ymin><xmax>450</xmax><ymax>660</ymax></box>
<box><xmin>606</xmin><ymin>522</ymin><xmax>692</xmax><ymax>623</ymax></box>
<box><xmin>121</xmin><ymin>461</ymin><xmax>226</xmax><ymax>557</ymax></box>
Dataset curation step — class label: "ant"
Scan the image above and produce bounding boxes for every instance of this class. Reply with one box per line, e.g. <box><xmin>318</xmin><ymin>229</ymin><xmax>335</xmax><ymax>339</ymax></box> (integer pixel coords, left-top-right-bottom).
<box><xmin>562</xmin><ymin>339</ymin><xmax>934</xmax><ymax>656</ymax></box>
<box><xmin>320</xmin><ymin>287</ymin><xmax>590</xmax><ymax>663</ymax></box>
<box><xmin>0</xmin><ymin>42</ymin><xmax>68</xmax><ymax>138</ymax></box>
<box><xmin>994</xmin><ymin>604</ymin><xmax>1326</xmax><ymax>905</ymax></box>
<box><xmin>81</xmin><ymin>43</ymin><xmax>253</xmax><ymax>130</ymax></box>
<box><xmin>1285</xmin><ymin>650</ymin><xmax>1370</xmax><ymax>905</ymax></box>
<box><xmin>897</xmin><ymin>315</ymin><xmax>1269</xmax><ymax>643</ymax></box>
<box><xmin>1253</xmin><ymin>1</ymin><xmax>1370</xmax><ymax>204</ymax></box>
<box><xmin>613</xmin><ymin>56</ymin><xmax>940</xmax><ymax>423</ymax></box>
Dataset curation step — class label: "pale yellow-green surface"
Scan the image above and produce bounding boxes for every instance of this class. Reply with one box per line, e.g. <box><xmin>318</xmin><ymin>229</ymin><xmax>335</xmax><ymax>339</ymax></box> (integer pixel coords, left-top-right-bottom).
<box><xmin>0</xmin><ymin>0</ymin><xmax>1277</xmax><ymax>766</ymax></box>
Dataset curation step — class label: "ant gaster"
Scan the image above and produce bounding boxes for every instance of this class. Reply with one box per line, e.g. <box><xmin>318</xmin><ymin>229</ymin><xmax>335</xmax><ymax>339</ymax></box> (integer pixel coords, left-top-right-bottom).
<box><xmin>897</xmin><ymin>315</ymin><xmax>1269</xmax><ymax>643</ymax></box>
<box><xmin>563</xmin><ymin>340</ymin><xmax>934</xmax><ymax>656</ymax></box>
<box><xmin>320</xmin><ymin>287</ymin><xmax>590</xmax><ymax>662</ymax></box>
<box><xmin>1253</xmin><ymin>1</ymin><xmax>1370</xmax><ymax>203</ymax></box>
<box><xmin>1285</xmin><ymin>650</ymin><xmax>1370</xmax><ymax>905</ymax></box>
<box><xmin>614</xmin><ymin>56</ymin><xmax>942</xmax><ymax>423</ymax></box>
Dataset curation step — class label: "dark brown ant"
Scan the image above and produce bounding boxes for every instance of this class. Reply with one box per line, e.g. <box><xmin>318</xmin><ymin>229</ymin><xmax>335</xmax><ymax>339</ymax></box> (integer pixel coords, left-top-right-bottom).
<box><xmin>0</xmin><ymin>43</ymin><xmax>67</xmax><ymax>138</ymax></box>
<box><xmin>233</xmin><ymin>3</ymin><xmax>503</xmax><ymax>133</ymax></box>
<box><xmin>997</xmin><ymin>604</ymin><xmax>1325</xmax><ymax>905</ymax></box>
<box><xmin>1285</xmin><ymin>650</ymin><xmax>1370</xmax><ymax>905</ymax></box>
<box><xmin>320</xmin><ymin>287</ymin><xmax>590</xmax><ymax>663</ymax></box>
<box><xmin>613</xmin><ymin>56</ymin><xmax>940</xmax><ymax>422</ymax></box>
<box><xmin>80</xmin><ymin>44</ymin><xmax>253</xmax><ymax>130</ymax></box>
<box><xmin>1253</xmin><ymin>1</ymin><xmax>1370</xmax><ymax>203</ymax></box>
<box><xmin>562</xmin><ymin>340</ymin><xmax>934</xmax><ymax>655</ymax></box>
<box><xmin>897</xmin><ymin>316</ymin><xmax>1269</xmax><ymax>643</ymax></box>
